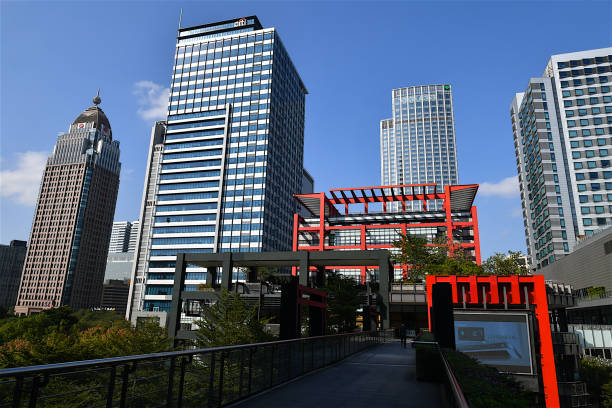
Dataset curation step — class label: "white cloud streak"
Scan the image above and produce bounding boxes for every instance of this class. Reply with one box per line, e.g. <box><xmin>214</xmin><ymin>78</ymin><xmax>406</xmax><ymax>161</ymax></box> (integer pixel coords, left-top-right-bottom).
<box><xmin>133</xmin><ymin>81</ymin><xmax>169</xmax><ymax>121</ymax></box>
<box><xmin>479</xmin><ymin>176</ymin><xmax>520</xmax><ymax>198</ymax></box>
<box><xmin>0</xmin><ymin>151</ymin><xmax>48</xmax><ymax>206</ymax></box>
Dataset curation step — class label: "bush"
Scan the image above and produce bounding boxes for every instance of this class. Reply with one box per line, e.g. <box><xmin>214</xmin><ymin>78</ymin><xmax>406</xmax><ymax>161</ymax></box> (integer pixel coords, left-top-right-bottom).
<box><xmin>445</xmin><ymin>349</ymin><xmax>536</xmax><ymax>407</ymax></box>
<box><xmin>581</xmin><ymin>356</ymin><xmax>612</xmax><ymax>406</ymax></box>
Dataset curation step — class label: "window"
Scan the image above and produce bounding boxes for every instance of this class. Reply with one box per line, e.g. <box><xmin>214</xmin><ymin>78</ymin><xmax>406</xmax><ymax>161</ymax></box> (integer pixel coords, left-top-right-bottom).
<box><xmin>578</xmin><ymin>184</ymin><xmax>587</xmax><ymax>191</ymax></box>
<box><xmin>569</xmin><ymin>130</ymin><xmax>578</xmax><ymax>137</ymax></box>
<box><xmin>576</xmin><ymin>173</ymin><xmax>585</xmax><ymax>180</ymax></box>
<box><xmin>574</xmin><ymin>162</ymin><xmax>583</xmax><ymax>169</ymax></box>
<box><xmin>580</xmin><ymin>119</ymin><xmax>589</xmax><ymax>126</ymax></box>
<box><xmin>572</xmin><ymin>151</ymin><xmax>581</xmax><ymax>159</ymax></box>
<box><xmin>579</xmin><ymin>195</ymin><xmax>589</xmax><ymax>203</ymax></box>
<box><xmin>585</xmin><ymin>140</ymin><xmax>594</xmax><ymax>147</ymax></box>
<box><xmin>584</xmin><ymin>218</ymin><xmax>593</xmax><ymax>226</ymax></box>
<box><xmin>579</xmin><ymin>109</ymin><xmax>588</xmax><ymax>116</ymax></box>
<box><xmin>591</xmin><ymin>97</ymin><xmax>600</xmax><ymax>104</ymax></box>
<box><xmin>588</xmin><ymin>87</ymin><xmax>597</xmax><ymax>94</ymax></box>
<box><xmin>561</xmin><ymin>81</ymin><xmax>569</xmax><ymax>88</ymax></box>
<box><xmin>568</xmin><ymin>120</ymin><xmax>576</xmax><ymax>127</ymax></box>
<box><xmin>566</xmin><ymin>110</ymin><xmax>574</xmax><ymax>117</ymax></box>
<box><xmin>571</xmin><ymin>141</ymin><xmax>579</xmax><ymax>148</ymax></box>
<box><xmin>583</xmin><ymin>129</ymin><xmax>592</xmax><ymax>136</ymax></box>
<box><xmin>586</xmin><ymin>150</ymin><xmax>596</xmax><ymax>158</ymax></box>
<box><xmin>581</xmin><ymin>207</ymin><xmax>591</xmax><ymax>214</ymax></box>
<box><xmin>592</xmin><ymin>183</ymin><xmax>601</xmax><ymax>190</ymax></box>
<box><xmin>594</xmin><ymin>194</ymin><xmax>603</xmax><ymax>202</ymax></box>
<box><xmin>562</xmin><ymin>90</ymin><xmax>571</xmax><ymax>97</ymax></box>
<box><xmin>595</xmin><ymin>206</ymin><xmax>605</xmax><ymax>214</ymax></box>
<box><xmin>576</xmin><ymin>89</ymin><xmax>584</xmax><ymax>96</ymax></box>
<box><xmin>564</xmin><ymin>100</ymin><xmax>573</xmax><ymax>107</ymax></box>
<box><xmin>590</xmin><ymin>172</ymin><xmax>599</xmax><ymax>179</ymax></box>
<box><xmin>598</xmin><ymin>138</ymin><xmax>607</xmax><ymax>146</ymax></box>
<box><xmin>577</xmin><ymin>99</ymin><xmax>586</xmax><ymax>106</ymax></box>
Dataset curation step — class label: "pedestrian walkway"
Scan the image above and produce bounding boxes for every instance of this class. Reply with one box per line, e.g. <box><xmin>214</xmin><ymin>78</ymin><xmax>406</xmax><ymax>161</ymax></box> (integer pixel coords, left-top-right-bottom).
<box><xmin>231</xmin><ymin>340</ymin><xmax>443</xmax><ymax>408</ymax></box>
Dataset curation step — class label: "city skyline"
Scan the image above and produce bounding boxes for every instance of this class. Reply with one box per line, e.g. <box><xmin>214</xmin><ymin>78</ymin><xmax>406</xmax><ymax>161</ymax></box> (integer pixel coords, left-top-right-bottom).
<box><xmin>1</xmin><ymin>2</ymin><xmax>611</xmax><ymax>261</ymax></box>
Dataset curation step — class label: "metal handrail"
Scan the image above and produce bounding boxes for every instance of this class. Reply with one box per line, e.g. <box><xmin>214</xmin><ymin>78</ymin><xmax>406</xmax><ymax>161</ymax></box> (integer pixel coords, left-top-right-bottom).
<box><xmin>0</xmin><ymin>330</ymin><xmax>383</xmax><ymax>408</ymax></box>
<box><xmin>0</xmin><ymin>330</ymin><xmax>373</xmax><ymax>378</ymax></box>
<box><xmin>412</xmin><ymin>341</ymin><xmax>469</xmax><ymax>408</ymax></box>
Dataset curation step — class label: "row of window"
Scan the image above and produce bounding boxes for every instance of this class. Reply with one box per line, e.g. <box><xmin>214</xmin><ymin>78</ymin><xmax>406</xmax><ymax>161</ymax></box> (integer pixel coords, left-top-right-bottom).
<box><xmin>161</xmin><ymin>159</ymin><xmax>222</xmax><ymax>171</ymax></box>
<box><xmin>159</xmin><ymin>170</ymin><xmax>220</xmax><ymax>181</ymax></box>
<box><xmin>152</xmin><ymin>237</ymin><xmax>215</xmax><ymax>245</ymax></box>
<box><xmin>566</xmin><ymin>110</ymin><xmax>612</xmax><ymax>118</ymax></box>
<box><xmin>163</xmin><ymin>149</ymin><xmax>223</xmax><ymax>160</ymax></box>
<box><xmin>576</xmin><ymin>172</ymin><xmax>612</xmax><ymax>181</ymax></box>
<box><xmin>573</xmin><ymin>160</ymin><xmax>611</xmax><ymax>169</ymax></box>
<box><xmin>165</xmin><ymin>138</ymin><xmax>223</xmax><ymax>150</ymax></box>
<box><xmin>563</xmin><ymin>99</ymin><xmax>611</xmax><ymax>108</ymax></box>
<box><xmin>579</xmin><ymin>194</ymin><xmax>612</xmax><ymax>203</ymax></box>
<box><xmin>559</xmin><ymin>66</ymin><xmax>611</xmax><ymax>77</ymax></box>
<box><xmin>166</xmin><ymin>118</ymin><xmax>226</xmax><ymax>131</ymax></box>
<box><xmin>153</xmin><ymin>225</ymin><xmax>216</xmax><ymax>234</ymax></box>
<box><xmin>173</xmin><ymin>55</ymin><xmax>273</xmax><ymax>82</ymax></box>
<box><xmin>154</xmin><ymin>214</ymin><xmax>217</xmax><ymax>223</ymax></box>
<box><xmin>167</xmin><ymin>109</ymin><xmax>225</xmax><ymax>121</ymax></box>
<box><xmin>557</xmin><ymin>56</ymin><xmax>611</xmax><ymax>68</ymax></box>
<box><xmin>563</xmin><ymin>88</ymin><xmax>611</xmax><ymax>97</ymax></box>
<box><xmin>158</xmin><ymin>181</ymin><xmax>219</xmax><ymax>191</ymax></box>
<box><xmin>577</xmin><ymin>182</ymin><xmax>612</xmax><ymax>191</ymax></box>
<box><xmin>166</xmin><ymin>129</ymin><xmax>224</xmax><ymax>142</ymax></box>
<box><xmin>156</xmin><ymin>203</ymin><xmax>217</xmax><ymax>213</ymax></box>
<box><xmin>157</xmin><ymin>192</ymin><xmax>219</xmax><ymax>202</ymax></box>
<box><xmin>223</xmin><ymin>200</ymin><xmax>263</xmax><ymax>208</ymax></box>
<box><xmin>171</xmin><ymin>94</ymin><xmax>269</xmax><ymax>111</ymax></box>
<box><xmin>150</xmin><ymin>248</ymin><xmax>214</xmax><ymax>257</ymax></box>
<box><xmin>568</xmin><ymin>128</ymin><xmax>611</xmax><ymax>138</ymax></box>
<box><xmin>561</xmin><ymin>76</ymin><xmax>608</xmax><ymax>88</ymax></box>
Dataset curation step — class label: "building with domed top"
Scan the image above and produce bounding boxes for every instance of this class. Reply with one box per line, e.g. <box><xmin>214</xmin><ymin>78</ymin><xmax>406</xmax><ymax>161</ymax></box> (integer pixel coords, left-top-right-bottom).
<box><xmin>14</xmin><ymin>92</ymin><xmax>121</xmax><ymax>315</ymax></box>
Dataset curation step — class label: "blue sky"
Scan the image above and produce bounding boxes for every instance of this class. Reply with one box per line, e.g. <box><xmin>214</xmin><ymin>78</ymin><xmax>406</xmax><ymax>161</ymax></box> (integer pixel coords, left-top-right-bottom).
<box><xmin>1</xmin><ymin>1</ymin><xmax>610</xmax><ymax>260</ymax></box>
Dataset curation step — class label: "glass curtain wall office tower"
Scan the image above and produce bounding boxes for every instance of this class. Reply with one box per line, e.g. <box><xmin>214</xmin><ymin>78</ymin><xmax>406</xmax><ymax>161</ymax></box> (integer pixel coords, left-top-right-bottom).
<box><xmin>511</xmin><ymin>48</ymin><xmax>612</xmax><ymax>270</ymax></box>
<box><xmin>14</xmin><ymin>95</ymin><xmax>121</xmax><ymax>315</ymax></box>
<box><xmin>127</xmin><ymin>16</ymin><xmax>307</xmax><ymax>325</ymax></box>
<box><xmin>380</xmin><ymin>85</ymin><xmax>458</xmax><ymax>211</ymax></box>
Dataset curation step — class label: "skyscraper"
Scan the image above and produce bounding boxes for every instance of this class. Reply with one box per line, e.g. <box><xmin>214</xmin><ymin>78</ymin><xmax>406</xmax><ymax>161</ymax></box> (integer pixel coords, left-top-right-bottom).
<box><xmin>14</xmin><ymin>93</ymin><xmax>121</xmax><ymax>315</ymax></box>
<box><xmin>380</xmin><ymin>85</ymin><xmax>458</xmax><ymax>210</ymax></box>
<box><xmin>511</xmin><ymin>47</ymin><xmax>612</xmax><ymax>270</ymax></box>
<box><xmin>127</xmin><ymin>16</ymin><xmax>307</xmax><ymax>325</ymax></box>
<box><xmin>0</xmin><ymin>240</ymin><xmax>27</xmax><ymax>310</ymax></box>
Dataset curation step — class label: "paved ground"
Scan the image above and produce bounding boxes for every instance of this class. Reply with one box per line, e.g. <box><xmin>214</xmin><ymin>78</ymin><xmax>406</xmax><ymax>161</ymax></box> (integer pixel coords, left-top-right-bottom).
<box><xmin>231</xmin><ymin>340</ymin><xmax>443</xmax><ymax>408</ymax></box>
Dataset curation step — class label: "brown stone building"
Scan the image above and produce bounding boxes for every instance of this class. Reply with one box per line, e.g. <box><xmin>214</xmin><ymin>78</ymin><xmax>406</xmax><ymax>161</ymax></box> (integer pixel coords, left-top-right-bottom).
<box><xmin>14</xmin><ymin>93</ymin><xmax>121</xmax><ymax>315</ymax></box>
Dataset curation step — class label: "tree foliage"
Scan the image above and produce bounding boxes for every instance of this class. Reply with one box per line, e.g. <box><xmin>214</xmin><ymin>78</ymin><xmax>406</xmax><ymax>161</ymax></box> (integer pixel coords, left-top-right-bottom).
<box><xmin>482</xmin><ymin>251</ymin><xmax>529</xmax><ymax>275</ymax></box>
<box><xmin>194</xmin><ymin>290</ymin><xmax>273</xmax><ymax>347</ymax></box>
<box><xmin>323</xmin><ymin>271</ymin><xmax>364</xmax><ymax>333</ymax></box>
<box><xmin>0</xmin><ymin>307</ymin><xmax>171</xmax><ymax>369</ymax></box>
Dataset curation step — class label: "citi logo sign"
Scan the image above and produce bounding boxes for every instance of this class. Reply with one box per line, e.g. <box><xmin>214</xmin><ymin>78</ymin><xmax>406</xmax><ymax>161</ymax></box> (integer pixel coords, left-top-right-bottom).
<box><xmin>234</xmin><ymin>18</ymin><xmax>247</xmax><ymax>27</ymax></box>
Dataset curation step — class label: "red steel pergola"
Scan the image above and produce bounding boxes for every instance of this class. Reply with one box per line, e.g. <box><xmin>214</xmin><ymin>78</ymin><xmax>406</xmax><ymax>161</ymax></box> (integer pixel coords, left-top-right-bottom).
<box><xmin>292</xmin><ymin>183</ymin><xmax>481</xmax><ymax>282</ymax></box>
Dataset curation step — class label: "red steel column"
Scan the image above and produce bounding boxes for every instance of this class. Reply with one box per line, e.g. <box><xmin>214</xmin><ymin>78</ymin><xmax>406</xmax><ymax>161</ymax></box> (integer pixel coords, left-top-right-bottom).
<box><xmin>319</xmin><ymin>192</ymin><xmax>325</xmax><ymax>251</ymax></box>
<box><xmin>444</xmin><ymin>185</ymin><xmax>454</xmax><ymax>256</ymax></box>
<box><xmin>532</xmin><ymin>275</ymin><xmax>560</xmax><ymax>408</ymax></box>
<box><xmin>360</xmin><ymin>225</ymin><xmax>367</xmax><ymax>283</ymax></box>
<box><xmin>471</xmin><ymin>206</ymin><xmax>482</xmax><ymax>265</ymax></box>
<box><xmin>292</xmin><ymin>213</ymin><xmax>299</xmax><ymax>276</ymax></box>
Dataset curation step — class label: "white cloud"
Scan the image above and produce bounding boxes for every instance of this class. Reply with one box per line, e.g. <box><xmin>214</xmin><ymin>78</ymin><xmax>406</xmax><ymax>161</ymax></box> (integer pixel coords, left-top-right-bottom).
<box><xmin>479</xmin><ymin>176</ymin><xmax>519</xmax><ymax>198</ymax></box>
<box><xmin>0</xmin><ymin>151</ymin><xmax>48</xmax><ymax>205</ymax></box>
<box><xmin>133</xmin><ymin>81</ymin><xmax>169</xmax><ymax>121</ymax></box>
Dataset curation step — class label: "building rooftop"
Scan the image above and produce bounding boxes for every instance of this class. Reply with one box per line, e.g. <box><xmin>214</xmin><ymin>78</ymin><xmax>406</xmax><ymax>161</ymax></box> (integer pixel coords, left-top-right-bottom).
<box><xmin>72</xmin><ymin>91</ymin><xmax>111</xmax><ymax>137</ymax></box>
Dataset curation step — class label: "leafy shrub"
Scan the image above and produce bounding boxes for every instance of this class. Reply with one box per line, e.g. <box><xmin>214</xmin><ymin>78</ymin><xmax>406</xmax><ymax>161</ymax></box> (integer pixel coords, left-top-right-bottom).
<box><xmin>445</xmin><ymin>349</ymin><xmax>536</xmax><ymax>407</ymax></box>
<box><xmin>581</xmin><ymin>356</ymin><xmax>612</xmax><ymax>406</ymax></box>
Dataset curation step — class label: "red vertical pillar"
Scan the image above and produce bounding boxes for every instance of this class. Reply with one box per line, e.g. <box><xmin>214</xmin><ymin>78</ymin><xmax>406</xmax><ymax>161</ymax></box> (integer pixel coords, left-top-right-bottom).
<box><xmin>532</xmin><ymin>276</ymin><xmax>560</xmax><ymax>408</ymax></box>
<box><xmin>360</xmin><ymin>225</ymin><xmax>367</xmax><ymax>283</ymax></box>
<box><xmin>426</xmin><ymin>275</ymin><xmax>434</xmax><ymax>331</ymax></box>
<box><xmin>444</xmin><ymin>185</ymin><xmax>454</xmax><ymax>256</ymax></box>
<box><xmin>471</xmin><ymin>206</ymin><xmax>482</xmax><ymax>265</ymax></box>
<box><xmin>401</xmin><ymin>224</ymin><xmax>408</xmax><ymax>279</ymax></box>
<box><xmin>319</xmin><ymin>192</ymin><xmax>325</xmax><ymax>251</ymax></box>
<box><xmin>292</xmin><ymin>213</ymin><xmax>299</xmax><ymax>276</ymax></box>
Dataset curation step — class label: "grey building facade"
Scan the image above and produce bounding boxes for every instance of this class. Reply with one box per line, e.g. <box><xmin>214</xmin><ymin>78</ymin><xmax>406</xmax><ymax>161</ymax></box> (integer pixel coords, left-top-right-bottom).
<box><xmin>0</xmin><ymin>240</ymin><xmax>27</xmax><ymax>310</ymax></box>
<box><xmin>380</xmin><ymin>84</ymin><xmax>458</xmax><ymax>211</ymax></box>
<box><xmin>127</xmin><ymin>16</ymin><xmax>307</xmax><ymax>325</ymax></box>
<box><xmin>511</xmin><ymin>48</ymin><xmax>612</xmax><ymax>270</ymax></box>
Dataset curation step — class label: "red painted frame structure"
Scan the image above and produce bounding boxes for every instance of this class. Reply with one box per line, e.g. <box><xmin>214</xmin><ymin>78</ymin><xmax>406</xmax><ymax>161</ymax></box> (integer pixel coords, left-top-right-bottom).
<box><xmin>426</xmin><ymin>275</ymin><xmax>559</xmax><ymax>408</ymax></box>
<box><xmin>292</xmin><ymin>183</ymin><xmax>481</xmax><ymax>283</ymax></box>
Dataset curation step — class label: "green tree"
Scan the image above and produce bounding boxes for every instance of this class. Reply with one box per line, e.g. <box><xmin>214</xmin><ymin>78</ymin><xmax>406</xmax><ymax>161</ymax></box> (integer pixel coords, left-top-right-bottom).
<box><xmin>482</xmin><ymin>251</ymin><xmax>529</xmax><ymax>276</ymax></box>
<box><xmin>194</xmin><ymin>290</ymin><xmax>273</xmax><ymax>347</ymax></box>
<box><xmin>323</xmin><ymin>271</ymin><xmax>364</xmax><ymax>333</ymax></box>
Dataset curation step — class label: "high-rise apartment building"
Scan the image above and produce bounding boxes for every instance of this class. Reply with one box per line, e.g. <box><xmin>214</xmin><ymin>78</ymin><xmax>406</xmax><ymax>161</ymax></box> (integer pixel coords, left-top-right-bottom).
<box><xmin>108</xmin><ymin>220</ymin><xmax>139</xmax><ymax>253</ymax></box>
<box><xmin>127</xmin><ymin>16</ymin><xmax>307</xmax><ymax>325</ymax></box>
<box><xmin>380</xmin><ymin>84</ymin><xmax>458</xmax><ymax>210</ymax></box>
<box><xmin>0</xmin><ymin>240</ymin><xmax>27</xmax><ymax>310</ymax></box>
<box><xmin>109</xmin><ymin>221</ymin><xmax>132</xmax><ymax>253</ymax></box>
<box><xmin>511</xmin><ymin>48</ymin><xmax>612</xmax><ymax>270</ymax></box>
<box><xmin>14</xmin><ymin>94</ymin><xmax>121</xmax><ymax>315</ymax></box>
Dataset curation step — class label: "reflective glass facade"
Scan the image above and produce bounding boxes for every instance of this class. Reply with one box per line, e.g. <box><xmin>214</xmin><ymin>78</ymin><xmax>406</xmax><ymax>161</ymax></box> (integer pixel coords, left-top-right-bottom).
<box><xmin>380</xmin><ymin>85</ymin><xmax>458</xmax><ymax>211</ymax></box>
<box><xmin>127</xmin><ymin>17</ymin><xmax>307</xmax><ymax>324</ymax></box>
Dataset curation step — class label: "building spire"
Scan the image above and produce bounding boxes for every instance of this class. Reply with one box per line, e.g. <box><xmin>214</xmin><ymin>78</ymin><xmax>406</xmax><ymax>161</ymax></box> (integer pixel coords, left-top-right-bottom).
<box><xmin>93</xmin><ymin>88</ymin><xmax>101</xmax><ymax>106</ymax></box>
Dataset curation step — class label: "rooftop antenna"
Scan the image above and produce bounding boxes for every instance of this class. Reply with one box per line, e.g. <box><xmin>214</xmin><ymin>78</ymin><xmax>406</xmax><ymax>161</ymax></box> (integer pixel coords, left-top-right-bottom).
<box><xmin>93</xmin><ymin>88</ymin><xmax>101</xmax><ymax>105</ymax></box>
<box><xmin>178</xmin><ymin>8</ymin><xmax>183</xmax><ymax>30</ymax></box>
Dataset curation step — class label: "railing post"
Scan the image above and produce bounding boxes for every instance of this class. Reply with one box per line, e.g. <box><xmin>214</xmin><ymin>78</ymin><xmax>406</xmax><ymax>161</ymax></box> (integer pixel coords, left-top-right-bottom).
<box><xmin>301</xmin><ymin>340</ymin><xmax>305</xmax><ymax>375</ymax></box>
<box><xmin>269</xmin><ymin>345</ymin><xmax>274</xmax><ymax>387</ymax></box>
<box><xmin>217</xmin><ymin>352</ymin><xmax>225</xmax><ymax>408</ymax></box>
<box><xmin>106</xmin><ymin>366</ymin><xmax>117</xmax><ymax>408</ymax></box>
<box><xmin>287</xmin><ymin>343</ymin><xmax>292</xmax><ymax>380</ymax></box>
<box><xmin>238</xmin><ymin>348</ymin><xmax>244</xmax><ymax>397</ymax></box>
<box><xmin>311</xmin><ymin>340</ymin><xmax>314</xmax><ymax>369</ymax></box>
<box><xmin>322</xmin><ymin>338</ymin><xmax>326</xmax><ymax>365</ymax></box>
<box><xmin>248</xmin><ymin>348</ymin><xmax>253</xmax><ymax>395</ymax></box>
<box><xmin>177</xmin><ymin>356</ymin><xmax>191</xmax><ymax>408</ymax></box>
<box><xmin>12</xmin><ymin>376</ymin><xmax>23</xmax><ymax>408</ymax></box>
<box><xmin>166</xmin><ymin>356</ymin><xmax>176</xmax><ymax>408</ymax></box>
<box><xmin>119</xmin><ymin>363</ymin><xmax>134</xmax><ymax>408</ymax></box>
<box><xmin>28</xmin><ymin>375</ymin><xmax>41</xmax><ymax>408</ymax></box>
<box><xmin>207</xmin><ymin>352</ymin><xmax>215</xmax><ymax>408</ymax></box>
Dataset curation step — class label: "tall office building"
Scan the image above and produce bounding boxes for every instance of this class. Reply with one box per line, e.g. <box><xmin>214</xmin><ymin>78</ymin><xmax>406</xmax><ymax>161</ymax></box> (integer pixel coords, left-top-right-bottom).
<box><xmin>0</xmin><ymin>240</ymin><xmax>27</xmax><ymax>310</ymax></box>
<box><xmin>380</xmin><ymin>84</ymin><xmax>458</xmax><ymax>210</ymax></box>
<box><xmin>127</xmin><ymin>221</ymin><xmax>139</xmax><ymax>252</ymax></box>
<box><xmin>127</xmin><ymin>16</ymin><xmax>307</xmax><ymax>325</ymax></box>
<box><xmin>14</xmin><ymin>93</ymin><xmax>121</xmax><ymax>315</ymax></box>
<box><xmin>511</xmin><ymin>48</ymin><xmax>612</xmax><ymax>270</ymax></box>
